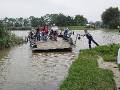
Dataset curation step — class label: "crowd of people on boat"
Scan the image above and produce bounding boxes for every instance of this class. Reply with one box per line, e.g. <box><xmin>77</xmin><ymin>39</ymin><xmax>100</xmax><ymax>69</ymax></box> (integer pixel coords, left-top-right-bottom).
<box><xmin>28</xmin><ymin>25</ymin><xmax>99</xmax><ymax>49</ymax></box>
<box><xmin>28</xmin><ymin>26</ymin><xmax>59</xmax><ymax>42</ymax></box>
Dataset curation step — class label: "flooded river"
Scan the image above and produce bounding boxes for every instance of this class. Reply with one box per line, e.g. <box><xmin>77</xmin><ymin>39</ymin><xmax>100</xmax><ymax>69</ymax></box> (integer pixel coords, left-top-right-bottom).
<box><xmin>0</xmin><ymin>30</ymin><xmax>120</xmax><ymax>90</ymax></box>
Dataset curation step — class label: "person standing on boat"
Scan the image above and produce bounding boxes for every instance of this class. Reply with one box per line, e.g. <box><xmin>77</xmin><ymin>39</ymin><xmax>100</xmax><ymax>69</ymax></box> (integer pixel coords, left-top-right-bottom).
<box><xmin>53</xmin><ymin>30</ymin><xmax>58</xmax><ymax>41</ymax></box>
<box><xmin>63</xmin><ymin>28</ymin><xmax>69</xmax><ymax>40</ymax></box>
<box><xmin>42</xmin><ymin>26</ymin><xmax>48</xmax><ymax>41</ymax></box>
<box><xmin>41</xmin><ymin>26</ymin><xmax>45</xmax><ymax>41</ymax></box>
<box><xmin>35</xmin><ymin>28</ymin><xmax>41</xmax><ymax>41</ymax></box>
<box><xmin>84</xmin><ymin>29</ymin><xmax>99</xmax><ymax>49</ymax></box>
<box><xmin>28</xmin><ymin>31</ymin><xmax>34</xmax><ymax>43</ymax></box>
<box><xmin>49</xmin><ymin>29</ymin><xmax>54</xmax><ymax>40</ymax></box>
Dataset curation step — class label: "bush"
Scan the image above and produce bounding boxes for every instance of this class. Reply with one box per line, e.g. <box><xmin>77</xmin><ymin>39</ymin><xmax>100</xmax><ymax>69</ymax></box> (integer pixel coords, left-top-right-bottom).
<box><xmin>0</xmin><ymin>22</ymin><xmax>23</xmax><ymax>49</ymax></box>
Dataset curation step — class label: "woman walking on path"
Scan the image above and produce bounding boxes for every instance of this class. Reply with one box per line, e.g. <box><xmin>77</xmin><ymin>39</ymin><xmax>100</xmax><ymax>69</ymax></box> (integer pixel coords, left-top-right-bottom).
<box><xmin>84</xmin><ymin>29</ymin><xmax>99</xmax><ymax>49</ymax></box>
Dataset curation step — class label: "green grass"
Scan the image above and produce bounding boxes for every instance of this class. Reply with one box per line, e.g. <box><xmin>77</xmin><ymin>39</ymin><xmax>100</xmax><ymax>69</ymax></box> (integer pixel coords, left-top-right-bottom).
<box><xmin>59</xmin><ymin>49</ymin><xmax>116</xmax><ymax>90</ymax></box>
<box><xmin>92</xmin><ymin>44</ymin><xmax>120</xmax><ymax>62</ymax></box>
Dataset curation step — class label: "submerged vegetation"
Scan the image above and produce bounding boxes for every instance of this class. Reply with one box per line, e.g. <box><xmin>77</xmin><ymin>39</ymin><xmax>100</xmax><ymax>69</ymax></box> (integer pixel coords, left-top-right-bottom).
<box><xmin>0</xmin><ymin>22</ymin><xmax>23</xmax><ymax>49</ymax></box>
<box><xmin>60</xmin><ymin>44</ymin><xmax>120</xmax><ymax>90</ymax></box>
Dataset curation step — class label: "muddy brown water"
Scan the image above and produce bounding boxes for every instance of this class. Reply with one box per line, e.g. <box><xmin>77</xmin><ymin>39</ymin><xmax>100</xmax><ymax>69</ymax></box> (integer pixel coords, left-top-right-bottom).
<box><xmin>0</xmin><ymin>30</ymin><xmax>120</xmax><ymax>90</ymax></box>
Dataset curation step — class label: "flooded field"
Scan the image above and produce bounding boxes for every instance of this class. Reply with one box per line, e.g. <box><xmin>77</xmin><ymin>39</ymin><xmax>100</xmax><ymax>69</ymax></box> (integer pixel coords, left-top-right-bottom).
<box><xmin>72</xmin><ymin>29</ymin><xmax>120</xmax><ymax>52</ymax></box>
<box><xmin>0</xmin><ymin>29</ymin><xmax>120</xmax><ymax>90</ymax></box>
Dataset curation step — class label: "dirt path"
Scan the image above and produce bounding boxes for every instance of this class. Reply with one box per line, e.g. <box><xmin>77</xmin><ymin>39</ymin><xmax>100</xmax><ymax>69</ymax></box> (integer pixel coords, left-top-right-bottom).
<box><xmin>98</xmin><ymin>56</ymin><xmax>120</xmax><ymax>90</ymax></box>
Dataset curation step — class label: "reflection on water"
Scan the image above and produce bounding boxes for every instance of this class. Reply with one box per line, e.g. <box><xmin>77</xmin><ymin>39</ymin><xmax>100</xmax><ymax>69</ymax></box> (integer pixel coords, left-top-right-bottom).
<box><xmin>11</xmin><ymin>30</ymin><xmax>30</xmax><ymax>40</ymax></box>
<box><xmin>0</xmin><ymin>29</ymin><xmax>120</xmax><ymax>90</ymax></box>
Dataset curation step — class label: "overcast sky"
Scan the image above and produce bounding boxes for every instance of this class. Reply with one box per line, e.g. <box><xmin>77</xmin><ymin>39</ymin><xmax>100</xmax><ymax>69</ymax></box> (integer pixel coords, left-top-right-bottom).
<box><xmin>0</xmin><ymin>0</ymin><xmax>120</xmax><ymax>21</ymax></box>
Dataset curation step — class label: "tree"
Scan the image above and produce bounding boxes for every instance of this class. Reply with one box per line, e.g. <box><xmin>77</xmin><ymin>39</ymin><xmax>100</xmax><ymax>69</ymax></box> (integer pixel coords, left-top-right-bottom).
<box><xmin>66</xmin><ymin>16</ymin><xmax>75</xmax><ymax>26</ymax></box>
<box><xmin>54</xmin><ymin>14</ymin><xmax>68</xmax><ymax>26</ymax></box>
<box><xmin>74</xmin><ymin>15</ymin><xmax>88</xmax><ymax>26</ymax></box>
<box><xmin>0</xmin><ymin>21</ymin><xmax>8</xmax><ymax>38</ymax></box>
<box><xmin>23</xmin><ymin>18</ymin><xmax>30</xmax><ymax>27</ymax></box>
<box><xmin>1</xmin><ymin>14</ymin><xmax>88</xmax><ymax>28</ymax></box>
<box><xmin>101</xmin><ymin>7</ymin><xmax>120</xmax><ymax>29</ymax></box>
<box><xmin>95</xmin><ymin>21</ymin><xmax>102</xmax><ymax>28</ymax></box>
<box><xmin>18</xmin><ymin>17</ymin><xmax>24</xmax><ymax>27</ymax></box>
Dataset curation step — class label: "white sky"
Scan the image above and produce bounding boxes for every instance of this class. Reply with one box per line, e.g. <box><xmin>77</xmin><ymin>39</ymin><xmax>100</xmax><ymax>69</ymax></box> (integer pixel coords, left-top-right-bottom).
<box><xmin>0</xmin><ymin>0</ymin><xmax>120</xmax><ymax>21</ymax></box>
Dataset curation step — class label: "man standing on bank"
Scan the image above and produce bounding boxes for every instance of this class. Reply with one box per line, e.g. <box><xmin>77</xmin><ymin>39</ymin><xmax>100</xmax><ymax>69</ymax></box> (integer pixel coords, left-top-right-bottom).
<box><xmin>84</xmin><ymin>29</ymin><xmax>99</xmax><ymax>49</ymax></box>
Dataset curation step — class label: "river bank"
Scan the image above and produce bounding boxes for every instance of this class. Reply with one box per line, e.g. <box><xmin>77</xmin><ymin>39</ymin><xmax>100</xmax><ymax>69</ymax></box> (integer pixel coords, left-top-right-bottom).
<box><xmin>0</xmin><ymin>23</ymin><xmax>24</xmax><ymax>49</ymax></box>
<box><xmin>60</xmin><ymin>44</ymin><xmax>120</xmax><ymax>90</ymax></box>
<box><xmin>0</xmin><ymin>34</ymin><xmax>24</xmax><ymax>49</ymax></box>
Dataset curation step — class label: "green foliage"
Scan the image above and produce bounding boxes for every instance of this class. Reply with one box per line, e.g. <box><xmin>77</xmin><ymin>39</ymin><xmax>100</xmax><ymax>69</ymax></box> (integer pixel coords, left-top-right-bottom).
<box><xmin>0</xmin><ymin>22</ymin><xmax>8</xmax><ymax>38</ymax></box>
<box><xmin>93</xmin><ymin>44</ymin><xmax>120</xmax><ymax>62</ymax></box>
<box><xmin>0</xmin><ymin>33</ymin><xmax>23</xmax><ymax>49</ymax></box>
<box><xmin>0</xmin><ymin>22</ymin><xmax>23</xmax><ymax>49</ymax></box>
<box><xmin>74</xmin><ymin>15</ymin><xmax>88</xmax><ymax>26</ymax></box>
<box><xmin>101</xmin><ymin>7</ymin><xmax>120</xmax><ymax>29</ymax></box>
<box><xmin>54</xmin><ymin>14</ymin><xmax>69</xmax><ymax>26</ymax></box>
<box><xmin>1</xmin><ymin>14</ymin><xmax>88</xmax><ymax>28</ymax></box>
<box><xmin>60</xmin><ymin>48</ymin><xmax>116</xmax><ymax>90</ymax></box>
<box><xmin>30</xmin><ymin>16</ymin><xmax>45</xmax><ymax>27</ymax></box>
<box><xmin>118</xmin><ymin>64</ymin><xmax>120</xmax><ymax>70</ymax></box>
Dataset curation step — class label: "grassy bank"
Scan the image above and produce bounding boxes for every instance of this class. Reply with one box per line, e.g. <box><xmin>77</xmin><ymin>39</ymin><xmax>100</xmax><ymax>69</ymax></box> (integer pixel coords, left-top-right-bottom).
<box><xmin>93</xmin><ymin>44</ymin><xmax>120</xmax><ymax>62</ymax></box>
<box><xmin>60</xmin><ymin>44</ymin><xmax>119</xmax><ymax>90</ymax></box>
<box><xmin>93</xmin><ymin>44</ymin><xmax>120</xmax><ymax>70</ymax></box>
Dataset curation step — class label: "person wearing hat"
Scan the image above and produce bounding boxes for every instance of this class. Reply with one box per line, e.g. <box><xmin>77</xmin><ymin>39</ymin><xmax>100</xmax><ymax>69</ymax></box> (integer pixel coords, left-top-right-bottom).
<box><xmin>84</xmin><ymin>29</ymin><xmax>99</xmax><ymax>49</ymax></box>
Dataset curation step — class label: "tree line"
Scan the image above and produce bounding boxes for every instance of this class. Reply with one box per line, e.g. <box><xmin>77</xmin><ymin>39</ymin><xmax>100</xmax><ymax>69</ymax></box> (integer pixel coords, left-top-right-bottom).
<box><xmin>0</xmin><ymin>7</ymin><xmax>120</xmax><ymax>29</ymax></box>
<box><xmin>0</xmin><ymin>14</ymin><xmax>88</xmax><ymax>28</ymax></box>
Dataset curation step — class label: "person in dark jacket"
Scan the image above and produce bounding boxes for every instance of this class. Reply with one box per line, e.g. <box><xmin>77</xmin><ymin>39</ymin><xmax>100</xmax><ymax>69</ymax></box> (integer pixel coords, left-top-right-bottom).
<box><xmin>84</xmin><ymin>29</ymin><xmax>99</xmax><ymax>49</ymax></box>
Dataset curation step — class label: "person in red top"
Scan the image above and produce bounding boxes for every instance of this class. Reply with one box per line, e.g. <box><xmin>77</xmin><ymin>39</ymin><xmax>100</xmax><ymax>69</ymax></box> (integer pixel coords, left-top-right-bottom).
<box><xmin>44</xmin><ymin>26</ymin><xmax>48</xmax><ymax>34</ymax></box>
<box><xmin>42</xmin><ymin>26</ymin><xmax>48</xmax><ymax>41</ymax></box>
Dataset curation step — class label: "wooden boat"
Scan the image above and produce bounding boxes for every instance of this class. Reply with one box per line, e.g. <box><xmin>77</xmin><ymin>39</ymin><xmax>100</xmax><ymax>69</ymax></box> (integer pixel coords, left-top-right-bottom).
<box><xmin>30</xmin><ymin>37</ymin><xmax>72</xmax><ymax>52</ymax></box>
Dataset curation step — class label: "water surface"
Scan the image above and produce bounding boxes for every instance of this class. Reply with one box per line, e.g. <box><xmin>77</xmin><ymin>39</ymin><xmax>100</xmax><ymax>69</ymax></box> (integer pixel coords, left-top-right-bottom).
<box><xmin>0</xmin><ymin>29</ymin><xmax>120</xmax><ymax>90</ymax></box>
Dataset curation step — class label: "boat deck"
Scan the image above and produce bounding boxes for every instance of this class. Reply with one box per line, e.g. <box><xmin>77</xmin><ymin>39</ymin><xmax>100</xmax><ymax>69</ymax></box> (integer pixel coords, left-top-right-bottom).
<box><xmin>32</xmin><ymin>37</ymin><xmax>72</xmax><ymax>52</ymax></box>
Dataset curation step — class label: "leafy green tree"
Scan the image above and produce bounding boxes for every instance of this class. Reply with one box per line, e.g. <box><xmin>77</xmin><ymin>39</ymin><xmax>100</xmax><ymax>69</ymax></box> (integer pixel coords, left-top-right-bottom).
<box><xmin>54</xmin><ymin>14</ymin><xmax>68</xmax><ymax>26</ymax></box>
<box><xmin>23</xmin><ymin>18</ymin><xmax>30</xmax><ymax>27</ymax></box>
<box><xmin>0</xmin><ymin>21</ymin><xmax>8</xmax><ymax>38</ymax></box>
<box><xmin>30</xmin><ymin>16</ymin><xmax>45</xmax><ymax>27</ymax></box>
<box><xmin>48</xmin><ymin>14</ymin><xmax>58</xmax><ymax>25</ymax></box>
<box><xmin>18</xmin><ymin>17</ymin><xmax>24</xmax><ymax>27</ymax></box>
<box><xmin>66</xmin><ymin>16</ymin><xmax>75</xmax><ymax>26</ymax></box>
<box><xmin>101</xmin><ymin>7</ymin><xmax>120</xmax><ymax>29</ymax></box>
<box><xmin>74</xmin><ymin>15</ymin><xmax>88</xmax><ymax>26</ymax></box>
<box><xmin>95</xmin><ymin>21</ymin><xmax>102</xmax><ymax>28</ymax></box>
<box><xmin>1</xmin><ymin>14</ymin><xmax>88</xmax><ymax>28</ymax></box>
